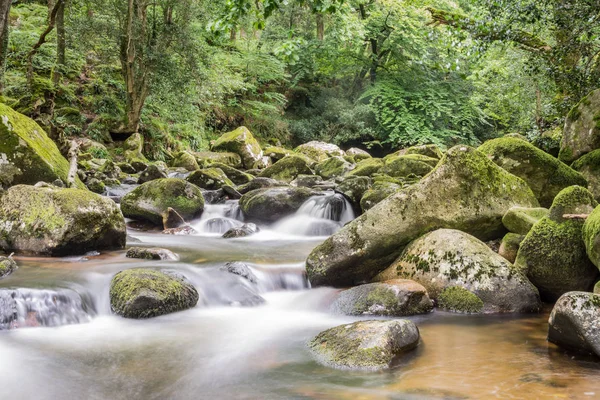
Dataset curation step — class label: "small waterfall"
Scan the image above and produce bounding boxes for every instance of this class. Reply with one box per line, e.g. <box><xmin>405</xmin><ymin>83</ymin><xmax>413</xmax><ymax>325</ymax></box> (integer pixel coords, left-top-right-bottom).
<box><xmin>272</xmin><ymin>192</ymin><xmax>355</xmax><ymax>236</ymax></box>
<box><xmin>194</xmin><ymin>200</ymin><xmax>245</xmax><ymax>235</ymax></box>
<box><xmin>104</xmin><ymin>183</ymin><xmax>137</xmax><ymax>203</ymax></box>
<box><xmin>0</xmin><ymin>288</ymin><xmax>95</xmax><ymax>330</ymax></box>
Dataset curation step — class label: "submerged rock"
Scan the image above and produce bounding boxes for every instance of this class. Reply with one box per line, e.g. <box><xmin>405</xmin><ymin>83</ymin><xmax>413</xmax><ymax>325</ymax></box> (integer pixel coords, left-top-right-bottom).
<box><xmin>306</xmin><ymin>146</ymin><xmax>539</xmax><ymax>287</ymax></box>
<box><xmin>219</xmin><ymin>261</ymin><xmax>258</xmax><ymax>284</ymax></box>
<box><xmin>110</xmin><ymin>268</ymin><xmax>199</xmax><ymax>319</ymax></box>
<box><xmin>331</xmin><ymin>279</ymin><xmax>433</xmax><ymax>316</ymax></box>
<box><xmin>559</xmin><ymin>89</ymin><xmax>600</xmax><ymax>163</ymax></box>
<box><xmin>515</xmin><ymin>186</ymin><xmax>599</xmax><ymax>301</ymax></box>
<box><xmin>222</xmin><ymin>223</ymin><xmax>260</xmax><ymax>238</ymax></box>
<box><xmin>548</xmin><ymin>291</ymin><xmax>600</xmax><ymax>356</ymax></box>
<box><xmin>126</xmin><ymin>247</ymin><xmax>179</xmax><ymax>261</ymax></box>
<box><xmin>0</xmin><ymin>256</ymin><xmax>16</xmax><ymax>278</ymax></box>
<box><xmin>479</xmin><ymin>137</ymin><xmax>586</xmax><ymax>207</ymax></box>
<box><xmin>0</xmin><ymin>185</ymin><xmax>126</xmax><ymax>256</ymax></box>
<box><xmin>0</xmin><ymin>104</ymin><xmax>84</xmax><ymax>189</ymax></box>
<box><xmin>121</xmin><ymin>178</ymin><xmax>205</xmax><ymax>226</ymax></box>
<box><xmin>375</xmin><ymin>229</ymin><xmax>541</xmax><ymax>313</ymax></box>
<box><xmin>211</xmin><ymin>126</ymin><xmax>263</xmax><ymax>169</ymax></box>
<box><xmin>239</xmin><ymin>187</ymin><xmax>319</xmax><ymax>223</ymax></box>
<box><xmin>308</xmin><ymin>319</ymin><xmax>420</xmax><ymax>371</ymax></box>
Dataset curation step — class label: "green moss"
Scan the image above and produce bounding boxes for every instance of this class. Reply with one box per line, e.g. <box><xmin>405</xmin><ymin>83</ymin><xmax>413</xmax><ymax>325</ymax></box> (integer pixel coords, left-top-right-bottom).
<box><xmin>315</xmin><ymin>156</ymin><xmax>352</xmax><ymax>179</ymax></box>
<box><xmin>437</xmin><ymin>286</ymin><xmax>484</xmax><ymax>313</ymax></box>
<box><xmin>382</xmin><ymin>155</ymin><xmax>433</xmax><ymax>179</ymax></box>
<box><xmin>187</xmin><ymin>168</ymin><xmax>234</xmax><ymax>190</ymax></box>
<box><xmin>402</xmin><ymin>144</ymin><xmax>444</xmax><ymax>160</ymax></box>
<box><xmin>211</xmin><ymin>126</ymin><xmax>263</xmax><ymax>169</ymax></box>
<box><xmin>548</xmin><ymin>185</ymin><xmax>597</xmax><ymax>222</ymax></box>
<box><xmin>583</xmin><ymin>204</ymin><xmax>600</xmax><ymax>268</ymax></box>
<box><xmin>347</xmin><ymin>158</ymin><xmax>384</xmax><ymax>177</ymax></box>
<box><xmin>258</xmin><ymin>155</ymin><xmax>312</xmax><ymax>182</ymax></box>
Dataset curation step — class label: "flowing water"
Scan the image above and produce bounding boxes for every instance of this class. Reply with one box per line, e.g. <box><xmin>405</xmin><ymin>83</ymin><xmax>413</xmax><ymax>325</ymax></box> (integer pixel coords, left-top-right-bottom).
<box><xmin>1</xmin><ymin>192</ymin><xmax>600</xmax><ymax>399</ymax></box>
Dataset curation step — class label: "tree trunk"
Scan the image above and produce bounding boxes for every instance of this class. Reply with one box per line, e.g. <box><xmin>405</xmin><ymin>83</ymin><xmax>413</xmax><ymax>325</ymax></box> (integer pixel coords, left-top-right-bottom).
<box><xmin>27</xmin><ymin>0</ymin><xmax>64</xmax><ymax>88</ymax></box>
<box><xmin>53</xmin><ymin>0</ymin><xmax>66</xmax><ymax>85</ymax></box>
<box><xmin>0</xmin><ymin>0</ymin><xmax>12</xmax><ymax>92</ymax></box>
<box><xmin>316</xmin><ymin>13</ymin><xmax>324</xmax><ymax>41</ymax></box>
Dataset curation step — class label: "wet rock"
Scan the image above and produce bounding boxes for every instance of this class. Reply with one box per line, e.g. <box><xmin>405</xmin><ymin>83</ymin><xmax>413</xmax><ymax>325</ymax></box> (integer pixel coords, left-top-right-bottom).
<box><xmin>187</xmin><ymin>168</ymin><xmax>234</xmax><ymax>190</ymax></box>
<box><xmin>375</xmin><ymin>229</ymin><xmax>541</xmax><ymax>313</ymax></box>
<box><xmin>515</xmin><ymin>186</ymin><xmax>599</xmax><ymax>301</ymax></box>
<box><xmin>237</xmin><ymin>177</ymin><xmax>286</xmax><ymax>194</ymax></box>
<box><xmin>503</xmin><ymin>206</ymin><xmax>549</xmax><ymax>235</ymax></box>
<box><xmin>308</xmin><ymin>319</ymin><xmax>420</xmax><ymax>371</ymax></box>
<box><xmin>222</xmin><ymin>223</ymin><xmax>260</xmax><ymax>238</ymax></box>
<box><xmin>479</xmin><ymin>137</ymin><xmax>587</xmax><ymax>207</ymax></box>
<box><xmin>222</xmin><ymin>185</ymin><xmax>242</xmax><ymax>200</ymax></box>
<box><xmin>331</xmin><ymin>279</ymin><xmax>432</xmax><ymax>317</ymax></box>
<box><xmin>259</xmin><ymin>155</ymin><xmax>313</xmax><ymax>183</ymax></box>
<box><xmin>548</xmin><ymin>291</ymin><xmax>600</xmax><ymax>356</ymax></box>
<box><xmin>559</xmin><ymin>89</ymin><xmax>600</xmax><ymax>163</ymax></box>
<box><xmin>121</xmin><ymin>178</ymin><xmax>205</xmax><ymax>226</ymax></box>
<box><xmin>306</xmin><ymin>146</ymin><xmax>539</xmax><ymax>287</ymax></box>
<box><xmin>211</xmin><ymin>126</ymin><xmax>263</xmax><ymax>169</ymax></box>
<box><xmin>110</xmin><ymin>268</ymin><xmax>199</xmax><ymax>319</ymax></box>
<box><xmin>295</xmin><ymin>141</ymin><xmax>344</xmax><ymax>162</ymax></box>
<box><xmin>337</xmin><ymin>176</ymin><xmax>371</xmax><ymax>209</ymax></box>
<box><xmin>171</xmin><ymin>151</ymin><xmax>200</xmax><ymax>171</ymax></box>
<box><xmin>239</xmin><ymin>187</ymin><xmax>319</xmax><ymax>223</ymax></box>
<box><xmin>0</xmin><ymin>104</ymin><xmax>84</xmax><ymax>188</ymax></box>
<box><xmin>117</xmin><ymin>162</ymin><xmax>137</xmax><ymax>174</ymax></box>
<box><xmin>162</xmin><ymin>207</ymin><xmax>186</xmax><ymax>230</ymax></box>
<box><xmin>126</xmin><ymin>247</ymin><xmax>179</xmax><ymax>261</ymax></box>
<box><xmin>0</xmin><ymin>185</ymin><xmax>126</xmax><ymax>256</ymax></box>
<box><xmin>138</xmin><ymin>164</ymin><xmax>167</xmax><ymax>184</ymax></box>
<box><xmin>437</xmin><ymin>286</ymin><xmax>484</xmax><ymax>313</ymax></box>
<box><xmin>162</xmin><ymin>225</ymin><xmax>198</xmax><ymax>235</ymax></box>
<box><xmin>219</xmin><ymin>261</ymin><xmax>258</xmax><ymax>284</ymax></box>
<box><xmin>0</xmin><ymin>256</ymin><xmax>17</xmax><ymax>278</ymax></box>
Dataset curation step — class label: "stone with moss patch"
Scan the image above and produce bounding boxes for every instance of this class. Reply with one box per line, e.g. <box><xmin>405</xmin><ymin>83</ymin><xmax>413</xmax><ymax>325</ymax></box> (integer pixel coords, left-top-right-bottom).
<box><xmin>374</xmin><ymin>229</ymin><xmax>540</xmax><ymax>313</ymax></box>
<box><xmin>308</xmin><ymin>319</ymin><xmax>419</xmax><ymax>371</ymax></box>
<box><xmin>359</xmin><ymin>181</ymin><xmax>401</xmax><ymax>212</ymax></box>
<box><xmin>126</xmin><ymin>247</ymin><xmax>179</xmax><ymax>261</ymax></box>
<box><xmin>315</xmin><ymin>156</ymin><xmax>354</xmax><ymax>179</ymax></box>
<box><xmin>263</xmin><ymin>146</ymin><xmax>291</xmax><ymax>162</ymax></box>
<box><xmin>347</xmin><ymin>157</ymin><xmax>384</xmax><ymax>177</ymax></box>
<box><xmin>559</xmin><ymin>89</ymin><xmax>600</xmax><ymax>163</ymax></box>
<box><xmin>295</xmin><ymin>141</ymin><xmax>344</xmax><ymax>163</ymax></box>
<box><xmin>515</xmin><ymin>186</ymin><xmax>598</xmax><ymax>301</ymax></box>
<box><xmin>502</xmin><ymin>206</ymin><xmax>549</xmax><ymax>235</ymax></box>
<box><xmin>571</xmin><ymin>149</ymin><xmax>600</xmax><ymax>202</ymax></box>
<box><xmin>138</xmin><ymin>164</ymin><xmax>167</xmax><ymax>184</ymax></box>
<box><xmin>548</xmin><ymin>292</ymin><xmax>600</xmax><ymax>356</ymax></box>
<box><xmin>258</xmin><ymin>155</ymin><xmax>312</xmax><ymax>183</ymax></box>
<box><xmin>86</xmin><ymin>178</ymin><xmax>105</xmax><ymax>194</ymax></box>
<box><xmin>207</xmin><ymin>162</ymin><xmax>253</xmax><ymax>185</ymax></box>
<box><xmin>239</xmin><ymin>187</ymin><xmax>319</xmax><ymax>223</ymax></box>
<box><xmin>193</xmin><ymin>151</ymin><xmax>242</xmax><ymax>169</ymax></box>
<box><xmin>0</xmin><ymin>256</ymin><xmax>17</xmax><ymax>278</ymax></box>
<box><xmin>306</xmin><ymin>146</ymin><xmax>539</xmax><ymax>287</ymax></box>
<box><xmin>582</xmin><ymin>204</ymin><xmax>600</xmax><ymax>269</ymax></box>
<box><xmin>331</xmin><ymin>279</ymin><xmax>433</xmax><ymax>316</ymax></box>
<box><xmin>211</xmin><ymin>126</ymin><xmax>263</xmax><ymax>169</ymax></box>
<box><xmin>171</xmin><ymin>151</ymin><xmax>199</xmax><ymax>171</ymax></box>
<box><xmin>398</xmin><ymin>144</ymin><xmax>444</xmax><ymax>160</ymax></box>
<box><xmin>121</xmin><ymin>178</ymin><xmax>205</xmax><ymax>226</ymax></box>
<box><xmin>110</xmin><ymin>268</ymin><xmax>199</xmax><ymax>319</ymax></box>
<box><xmin>346</xmin><ymin>147</ymin><xmax>371</xmax><ymax>161</ymax></box>
<box><xmin>337</xmin><ymin>176</ymin><xmax>371</xmax><ymax>210</ymax></box>
<box><xmin>381</xmin><ymin>155</ymin><xmax>434</xmax><ymax>179</ymax></box>
<box><xmin>123</xmin><ymin>133</ymin><xmax>148</xmax><ymax>172</ymax></box>
<box><xmin>187</xmin><ymin>168</ymin><xmax>234</xmax><ymax>190</ymax></box>
<box><xmin>479</xmin><ymin>137</ymin><xmax>587</xmax><ymax>207</ymax></box>
<box><xmin>0</xmin><ymin>185</ymin><xmax>126</xmax><ymax>256</ymax></box>
<box><xmin>498</xmin><ymin>233</ymin><xmax>525</xmax><ymax>263</ymax></box>
<box><xmin>0</xmin><ymin>104</ymin><xmax>85</xmax><ymax>189</ymax></box>
<box><xmin>437</xmin><ymin>286</ymin><xmax>484</xmax><ymax>313</ymax></box>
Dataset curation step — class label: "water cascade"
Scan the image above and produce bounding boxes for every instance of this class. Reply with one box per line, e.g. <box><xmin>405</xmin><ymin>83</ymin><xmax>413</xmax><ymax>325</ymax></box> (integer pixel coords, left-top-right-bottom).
<box><xmin>194</xmin><ymin>200</ymin><xmax>245</xmax><ymax>235</ymax></box>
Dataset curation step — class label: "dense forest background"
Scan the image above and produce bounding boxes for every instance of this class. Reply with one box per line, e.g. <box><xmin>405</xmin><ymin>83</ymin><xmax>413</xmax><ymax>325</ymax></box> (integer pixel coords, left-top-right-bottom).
<box><xmin>1</xmin><ymin>0</ymin><xmax>598</xmax><ymax>159</ymax></box>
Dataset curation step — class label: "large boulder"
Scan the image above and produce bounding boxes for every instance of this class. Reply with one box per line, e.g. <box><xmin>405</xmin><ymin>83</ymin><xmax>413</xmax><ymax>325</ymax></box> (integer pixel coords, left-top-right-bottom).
<box><xmin>347</xmin><ymin>158</ymin><xmax>384</xmax><ymax>177</ymax></box>
<box><xmin>308</xmin><ymin>319</ymin><xmax>419</xmax><ymax>371</ymax></box>
<box><xmin>207</xmin><ymin>162</ymin><xmax>253</xmax><ymax>185</ymax></box>
<box><xmin>0</xmin><ymin>185</ymin><xmax>125</xmax><ymax>255</ymax></box>
<box><xmin>187</xmin><ymin>168</ymin><xmax>234</xmax><ymax>190</ymax></box>
<box><xmin>137</xmin><ymin>164</ymin><xmax>167</xmax><ymax>184</ymax></box>
<box><xmin>306</xmin><ymin>146</ymin><xmax>539</xmax><ymax>287</ymax></box>
<box><xmin>121</xmin><ymin>178</ymin><xmax>205</xmax><ymax>225</ymax></box>
<box><xmin>110</xmin><ymin>268</ymin><xmax>199</xmax><ymax>319</ymax></box>
<box><xmin>559</xmin><ymin>89</ymin><xmax>600</xmax><ymax>163</ymax></box>
<box><xmin>515</xmin><ymin>186</ymin><xmax>599</xmax><ymax>301</ymax></box>
<box><xmin>479</xmin><ymin>137</ymin><xmax>587</xmax><ymax>207</ymax></box>
<box><xmin>193</xmin><ymin>151</ymin><xmax>242</xmax><ymax>169</ymax></box>
<box><xmin>572</xmin><ymin>149</ymin><xmax>600</xmax><ymax>202</ymax></box>
<box><xmin>359</xmin><ymin>181</ymin><xmax>401</xmax><ymax>212</ymax></box>
<box><xmin>346</xmin><ymin>147</ymin><xmax>371</xmax><ymax>161</ymax></box>
<box><xmin>171</xmin><ymin>151</ymin><xmax>199</xmax><ymax>171</ymax></box>
<box><xmin>374</xmin><ymin>229</ymin><xmax>541</xmax><ymax>313</ymax></box>
<box><xmin>295</xmin><ymin>141</ymin><xmax>344</xmax><ymax>162</ymax></box>
<box><xmin>0</xmin><ymin>104</ymin><xmax>84</xmax><ymax>188</ymax></box>
<box><xmin>548</xmin><ymin>292</ymin><xmax>600</xmax><ymax>356</ymax></box>
<box><xmin>502</xmin><ymin>206</ymin><xmax>549</xmax><ymax>235</ymax></box>
<box><xmin>211</xmin><ymin>126</ymin><xmax>263</xmax><ymax>169</ymax></box>
<box><xmin>263</xmin><ymin>146</ymin><xmax>291</xmax><ymax>162</ymax></box>
<box><xmin>331</xmin><ymin>279</ymin><xmax>433</xmax><ymax>316</ymax></box>
<box><xmin>398</xmin><ymin>144</ymin><xmax>444</xmax><ymax>160</ymax></box>
<box><xmin>315</xmin><ymin>156</ymin><xmax>354</xmax><ymax>179</ymax></box>
<box><xmin>337</xmin><ymin>176</ymin><xmax>371</xmax><ymax>209</ymax></box>
<box><xmin>258</xmin><ymin>155</ymin><xmax>312</xmax><ymax>183</ymax></box>
<box><xmin>123</xmin><ymin>133</ymin><xmax>149</xmax><ymax>171</ymax></box>
<box><xmin>381</xmin><ymin>155</ymin><xmax>434</xmax><ymax>179</ymax></box>
<box><xmin>239</xmin><ymin>187</ymin><xmax>318</xmax><ymax>223</ymax></box>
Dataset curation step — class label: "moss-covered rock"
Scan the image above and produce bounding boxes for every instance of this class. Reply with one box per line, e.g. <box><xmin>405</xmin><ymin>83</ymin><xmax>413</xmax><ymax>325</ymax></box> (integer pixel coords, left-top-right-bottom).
<box><xmin>502</xmin><ymin>206</ymin><xmax>549</xmax><ymax>235</ymax></box>
<box><xmin>121</xmin><ymin>178</ymin><xmax>205</xmax><ymax>226</ymax></box>
<box><xmin>347</xmin><ymin>157</ymin><xmax>384</xmax><ymax>177</ymax></box>
<box><xmin>306</xmin><ymin>145</ymin><xmax>539</xmax><ymax>287</ymax></box>
<box><xmin>211</xmin><ymin>126</ymin><xmax>263</xmax><ymax>169</ymax></box>
<box><xmin>548</xmin><ymin>292</ymin><xmax>600</xmax><ymax>356</ymax></box>
<box><xmin>193</xmin><ymin>151</ymin><xmax>242</xmax><ymax>169</ymax></box>
<box><xmin>222</xmin><ymin>223</ymin><xmax>260</xmax><ymax>238</ymax></box>
<box><xmin>532</xmin><ymin>126</ymin><xmax>562</xmax><ymax>157</ymax></box>
<box><xmin>263</xmin><ymin>146</ymin><xmax>291</xmax><ymax>162</ymax></box>
<box><xmin>86</xmin><ymin>178</ymin><xmax>106</xmax><ymax>194</ymax></box>
<box><xmin>308</xmin><ymin>319</ymin><xmax>420</xmax><ymax>371</ymax></box>
<box><xmin>187</xmin><ymin>168</ymin><xmax>234</xmax><ymax>190</ymax></box>
<box><xmin>479</xmin><ymin>137</ymin><xmax>587</xmax><ymax>207</ymax></box>
<box><xmin>571</xmin><ymin>149</ymin><xmax>600</xmax><ymax>202</ymax></box>
<box><xmin>582</xmin><ymin>204</ymin><xmax>600</xmax><ymax>269</ymax></box>
<box><xmin>123</xmin><ymin>133</ymin><xmax>148</xmax><ymax>172</ymax></box>
<box><xmin>437</xmin><ymin>286</ymin><xmax>484</xmax><ymax>313</ymax></box>
<box><xmin>337</xmin><ymin>176</ymin><xmax>371</xmax><ymax>210</ymax></box>
<box><xmin>0</xmin><ymin>256</ymin><xmax>17</xmax><ymax>278</ymax></box>
<box><xmin>207</xmin><ymin>162</ymin><xmax>253</xmax><ymax>185</ymax></box>
<box><xmin>138</xmin><ymin>164</ymin><xmax>167</xmax><ymax>184</ymax></box>
<box><xmin>374</xmin><ymin>229</ymin><xmax>540</xmax><ymax>313</ymax></box>
<box><xmin>315</xmin><ymin>156</ymin><xmax>354</xmax><ymax>179</ymax></box>
<box><xmin>219</xmin><ymin>261</ymin><xmax>258</xmax><ymax>284</ymax></box>
<box><xmin>237</xmin><ymin>177</ymin><xmax>286</xmax><ymax>194</ymax></box>
<box><xmin>515</xmin><ymin>186</ymin><xmax>599</xmax><ymax>301</ymax></box>
<box><xmin>126</xmin><ymin>247</ymin><xmax>179</xmax><ymax>261</ymax></box>
<box><xmin>171</xmin><ymin>151</ymin><xmax>199</xmax><ymax>171</ymax></box>
<box><xmin>258</xmin><ymin>155</ymin><xmax>312</xmax><ymax>183</ymax></box>
<box><xmin>295</xmin><ymin>141</ymin><xmax>344</xmax><ymax>162</ymax></box>
<box><xmin>331</xmin><ymin>279</ymin><xmax>433</xmax><ymax>316</ymax></box>
<box><xmin>359</xmin><ymin>181</ymin><xmax>401</xmax><ymax>212</ymax></box>
<box><xmin>239</xmin><ymin>187</ymin><xmax>319</xmax><ymax>223</ymax></box>
<box><xmin>498</xmin><ymin>233</ymin><xmax>525</xmax><ymax>263</ymax></box>
<box><xmin>292</xmin><ymin>174</ymin><xmax>323</xmax><ymax>188</ymax></box>
<box><xmin>0</xmin><ymin>104</ymin><xmax>84</xmax><ymax>189</ymax></box>
<box><xmin>381</xmin><ymin>155</ymin><xmax>434</xmax><ymax>179</ymax></box>
<box><xmin>398</xmin><ymin>144</ymin><xmax>444</xmax><ymax>160</ymax></box>
<box><xmin>559</xmin><ymin>89</ymin><xmax>600</xmax><ymax>163</ymax></box>
<box><xmin>346</xmin><ymin>147</ymin><xmax>371</xmax><ymax>161</ymax></box>
<box><xmin>109</xmin><ymin>268</ymin><xmax>199</xmax><ymax>319</ymax></box>
<box><xmin>0</xmin><ymin>185</ymin><xmax>126</xmax><ymax>255</ymax></box>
